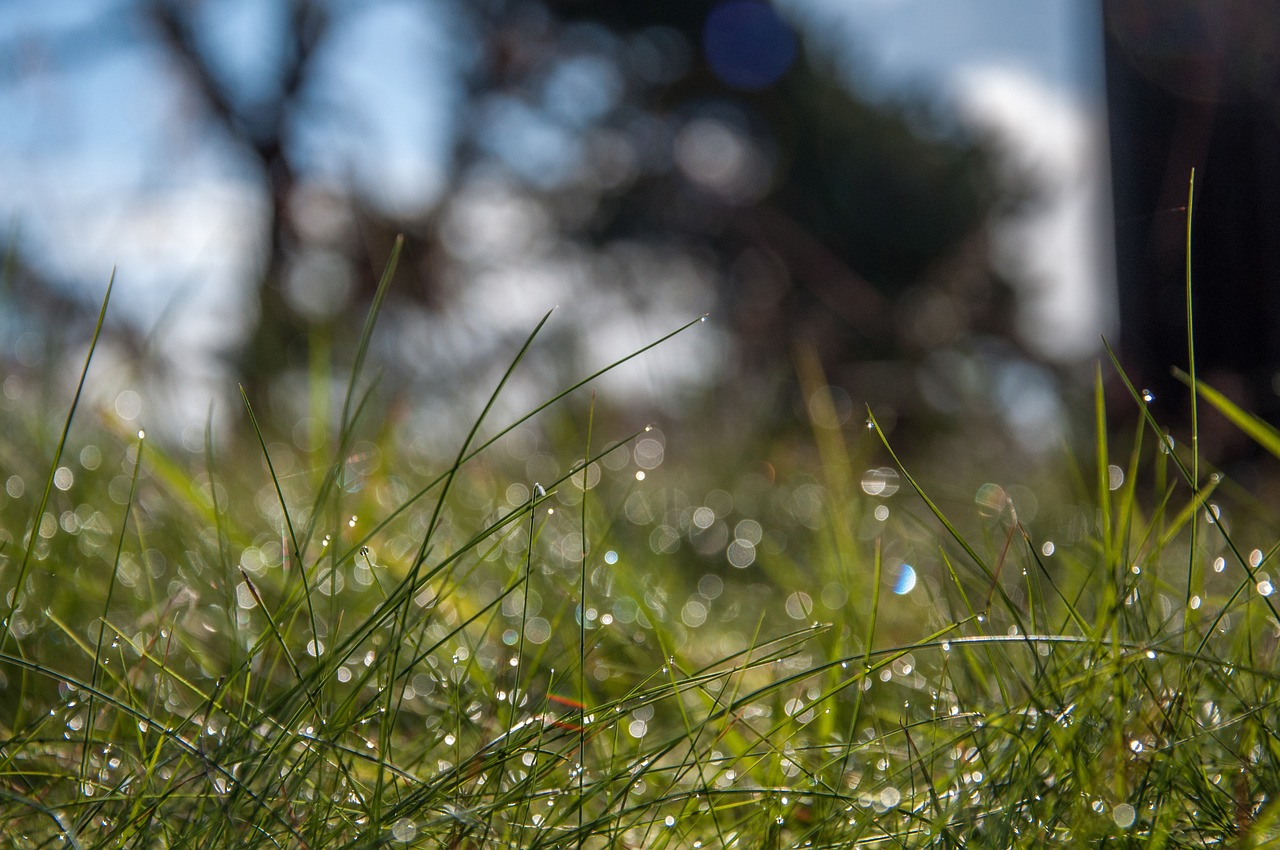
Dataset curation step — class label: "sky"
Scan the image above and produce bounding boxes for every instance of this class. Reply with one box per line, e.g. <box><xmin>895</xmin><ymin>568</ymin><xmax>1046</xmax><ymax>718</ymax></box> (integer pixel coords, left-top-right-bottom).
<box><xmin>0</xmin><ymin>0</ymin><xmax>1116</xmax><ymax>429</ymax></box>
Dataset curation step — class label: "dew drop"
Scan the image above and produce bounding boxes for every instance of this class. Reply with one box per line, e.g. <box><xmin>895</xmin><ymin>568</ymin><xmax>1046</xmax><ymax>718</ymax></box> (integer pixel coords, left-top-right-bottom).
<box><xmin>391</xmin><ymin>818</ymin><xmax>417</xmax><ymax>842</ymax></box>
<box><xmin>892</xmin><ymin>563</ymin><xmax>917</xmax><ymax>595</ymax></box>
<box><xmin>1113</xmin><ymin>802</ymin><xmax>1136</xmax><ymax>829</ymax></box>
<box><xmin>532</xmin><ymin>483</ymin><xmax>546</xmax><ymax>499</ymax></box>
<box><xmin>137</xmin><ymin>430</ymin><xmax>146</xmax><ymax>440</ymax></box>
<box><xmin>1141</xmin><ymin>389</ymin><xmax>1154</xmax><ymax>403</ymax></box>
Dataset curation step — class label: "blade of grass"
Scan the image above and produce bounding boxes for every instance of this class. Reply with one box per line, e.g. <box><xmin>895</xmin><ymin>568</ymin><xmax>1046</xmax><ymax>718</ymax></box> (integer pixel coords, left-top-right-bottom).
<box><xmin>80</xmin><ymin>428</ymin><xmax>146</xmax><ymax>790</ymax></box>
<box><xmin>1175</xmin><ymin>369</ymin><xmax>1280</xmax><ymax>461</ymax></box>
<box><xmin>1</xmin><ymin>271</ymin><xmax>113</xmax><ymax>654</ymax></box>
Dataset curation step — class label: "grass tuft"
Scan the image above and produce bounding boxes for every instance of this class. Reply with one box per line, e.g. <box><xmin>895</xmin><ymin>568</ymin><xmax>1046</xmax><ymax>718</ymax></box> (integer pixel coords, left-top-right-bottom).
<box><xmin>2</xmin><ymin>231</ymin><xmax>1280</xmax><ymax>847</ymax></box>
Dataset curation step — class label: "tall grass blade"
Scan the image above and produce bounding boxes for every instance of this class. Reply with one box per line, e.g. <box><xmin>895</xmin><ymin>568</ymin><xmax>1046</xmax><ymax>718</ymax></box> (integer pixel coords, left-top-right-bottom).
<box><xmin>1</xmin><ymin>271</ymin><xmax>113</xmax><ymax>653</ymax></box>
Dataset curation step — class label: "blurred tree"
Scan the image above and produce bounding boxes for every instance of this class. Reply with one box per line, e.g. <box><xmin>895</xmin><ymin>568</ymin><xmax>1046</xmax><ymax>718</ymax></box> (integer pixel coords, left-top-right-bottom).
<box><xmin>7</xmin><ymin>0</ymin><xmax>1026</xmax><ymax>433</ymax></box>
<box><xmin>141</xmin><ymin>0</ymin><xmax>434</xmax><ymax>407</ymax></box>
<box><xmin>446</xmin><ymin>0</ymin><xmax>1024</xmax><ymax>436</ymax></box>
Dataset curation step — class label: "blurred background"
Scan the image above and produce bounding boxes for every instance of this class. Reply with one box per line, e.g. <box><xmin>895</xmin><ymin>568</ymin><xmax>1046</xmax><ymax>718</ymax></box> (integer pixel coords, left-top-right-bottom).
<box><xmin>0</xmin><ymin>0</ymin><xmax>1271</xmax><ymax>470</ymax></box>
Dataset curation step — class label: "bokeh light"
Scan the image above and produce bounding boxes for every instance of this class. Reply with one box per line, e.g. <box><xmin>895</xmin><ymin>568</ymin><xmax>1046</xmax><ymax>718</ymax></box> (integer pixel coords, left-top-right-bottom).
<box><xmin>703</xmin><ymin>1</ymin><xmax>797</xmax><ymax>91</ymax></box>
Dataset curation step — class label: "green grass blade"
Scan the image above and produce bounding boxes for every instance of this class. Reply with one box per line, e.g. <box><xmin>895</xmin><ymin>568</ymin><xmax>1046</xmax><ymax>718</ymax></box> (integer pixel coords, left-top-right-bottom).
<box><xmin>1</xmin><ymin>271</ymin><xmax>113</xmax><ymax>653</ymax></box>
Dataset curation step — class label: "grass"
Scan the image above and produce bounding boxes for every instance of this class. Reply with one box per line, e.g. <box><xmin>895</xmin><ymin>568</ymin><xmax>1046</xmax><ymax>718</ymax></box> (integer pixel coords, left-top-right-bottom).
<box><xmin>4</xmin><ymin>221</ymin><xmax>1280</xmax><ymax>847</ymax></box>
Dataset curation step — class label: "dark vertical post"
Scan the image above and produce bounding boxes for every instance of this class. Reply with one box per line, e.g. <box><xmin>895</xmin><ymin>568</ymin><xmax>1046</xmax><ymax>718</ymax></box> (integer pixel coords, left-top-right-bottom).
<box><xmin>1103</xmin><ymin>0</ymin><xmax>1280</xmax><ymax>435</ymax></box>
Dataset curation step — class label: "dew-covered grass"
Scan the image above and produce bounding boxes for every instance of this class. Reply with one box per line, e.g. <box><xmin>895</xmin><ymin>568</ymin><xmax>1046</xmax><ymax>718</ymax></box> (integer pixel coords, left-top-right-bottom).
<box><xmin>4</xmin><ymin>233</ymin><xmax>1280</xmax><ymax>847</ymax></box>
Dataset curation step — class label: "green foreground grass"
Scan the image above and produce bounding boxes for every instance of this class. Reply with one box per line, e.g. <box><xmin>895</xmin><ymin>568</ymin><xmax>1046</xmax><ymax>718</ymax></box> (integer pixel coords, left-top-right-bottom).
<box><xmin>3</xmin><ymin>243</ymin><xmax>1280</xmax><ymax>847</ymax></box>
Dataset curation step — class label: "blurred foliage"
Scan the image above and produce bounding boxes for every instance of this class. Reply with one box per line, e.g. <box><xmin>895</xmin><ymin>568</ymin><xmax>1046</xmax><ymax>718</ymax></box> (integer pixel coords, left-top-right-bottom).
<box><xmin>3</xmin><ymin>0</ymin><xmax>1032</xmax><ymax>445</ymax></box>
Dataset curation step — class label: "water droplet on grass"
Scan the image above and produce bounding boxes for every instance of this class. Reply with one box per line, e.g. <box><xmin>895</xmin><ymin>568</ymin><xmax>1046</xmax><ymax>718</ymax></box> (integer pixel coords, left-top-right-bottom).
<box><xmin>1113</xmin><ymin>803</ymin><xmax>1136</xmax><ymax>829</ymax></box>
<box><xmin>892</xmin><ymin>564</ymin><xmax>917</xmax><ymax>595</ymax></box>
<box><xmin>391</xmin><ymin>818</ymin><xmax>417</xmax><ymax>842</ymax></box>
<box><xmin>1141</xmin><ymin>389</ymin><xmax>1154</xmax><ymax>403</ymax></box>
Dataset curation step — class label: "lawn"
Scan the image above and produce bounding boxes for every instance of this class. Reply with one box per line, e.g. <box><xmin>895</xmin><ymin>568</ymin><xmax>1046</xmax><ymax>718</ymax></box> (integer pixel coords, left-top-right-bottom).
<box><xmin>2</xmin><ymin>242</ymin><xmax>1279</xmax><ymax>847</ymax></box>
